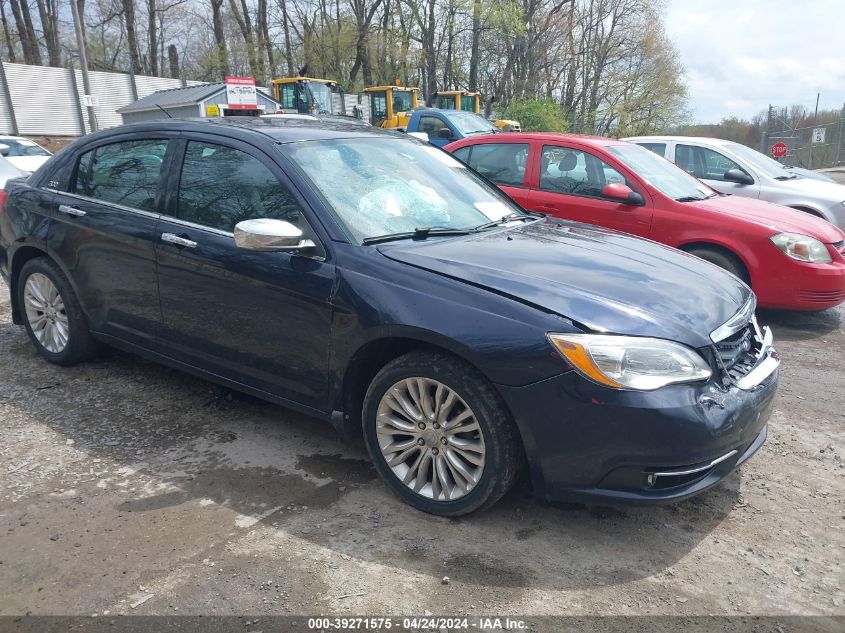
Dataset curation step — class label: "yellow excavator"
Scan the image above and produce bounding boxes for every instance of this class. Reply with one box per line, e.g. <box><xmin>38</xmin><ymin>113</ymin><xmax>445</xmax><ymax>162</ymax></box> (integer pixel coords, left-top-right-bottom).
<box><xmin>361</xmin><ymin>83</ymin><xmax>421</xmax><ymax>129</ymax></box>
<box><xmin>434</xmin><ymin>89</ymin><xmax>521</xmax><ymax>131</ymax></box>
<box><xmin>272</xmin><ymin>77</ymin><xmax>346</xmax><ymax>115</ymax></box>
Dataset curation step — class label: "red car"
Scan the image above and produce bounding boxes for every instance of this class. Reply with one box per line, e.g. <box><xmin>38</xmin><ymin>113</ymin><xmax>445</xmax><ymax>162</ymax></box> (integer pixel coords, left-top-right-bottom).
<box><xmin>445</xmin><ymin>133</ymin><xmax>845</xmax><ymax>311</ymax></box>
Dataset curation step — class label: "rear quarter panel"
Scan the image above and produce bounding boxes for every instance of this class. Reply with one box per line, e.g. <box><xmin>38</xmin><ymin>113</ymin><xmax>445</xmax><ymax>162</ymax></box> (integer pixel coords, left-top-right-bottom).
<box><xmin>0</xmin><ymin>179</ymin><xmax>53</xmax><ymax>320</ymax></box>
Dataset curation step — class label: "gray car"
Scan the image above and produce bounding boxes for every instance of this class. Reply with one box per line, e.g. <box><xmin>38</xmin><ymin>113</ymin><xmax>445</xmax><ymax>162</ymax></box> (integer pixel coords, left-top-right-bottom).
<box><xmin>0</xmin><ymin>152</ymin><xmax>26</xmax><ymax>188</ymax></box>
<box><xmin>624</xmin><ymin>136</ymin><xmax>845</xmax><ymax>228</ymax></box>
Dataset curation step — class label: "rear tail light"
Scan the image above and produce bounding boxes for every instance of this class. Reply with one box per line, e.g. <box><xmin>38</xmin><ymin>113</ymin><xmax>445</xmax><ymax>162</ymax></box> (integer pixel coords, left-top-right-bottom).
<box><xmin>0</xmin><ymin>189</ymin><xmax>8</xmax><ymax>213</ymax></box>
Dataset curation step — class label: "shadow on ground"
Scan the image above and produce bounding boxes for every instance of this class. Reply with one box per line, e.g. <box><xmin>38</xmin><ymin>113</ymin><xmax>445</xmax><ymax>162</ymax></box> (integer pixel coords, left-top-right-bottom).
<box><xmin>758</xmin><ymin>304</ymin><xmax>843</xmax><ymax>342</ymax></box>
<box><xmin>1</xmin><ymin>319</ymin><xmax>753</xmax><ymax>594</ymax></box>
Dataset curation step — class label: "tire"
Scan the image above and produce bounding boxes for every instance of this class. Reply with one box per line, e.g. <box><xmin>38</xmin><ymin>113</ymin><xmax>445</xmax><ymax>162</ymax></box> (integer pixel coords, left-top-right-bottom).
<box><xmin>362</xmin><ymin>351</ymin><xmax>523</xmax><ymax>516</ymax></box>
<box><xmin>17</xmin><ymin>257</ymin><xmax>99</xmax><ymax>365</ymax></box>
<box><xmin>687</xmin><ymin>247</ymin><xmax>750</xmax><ymax>286</ymax></box>
<box><xmin>788</xmin><ymin>206</ymin><xmax>824</xmax><ymax>219</ymax></box>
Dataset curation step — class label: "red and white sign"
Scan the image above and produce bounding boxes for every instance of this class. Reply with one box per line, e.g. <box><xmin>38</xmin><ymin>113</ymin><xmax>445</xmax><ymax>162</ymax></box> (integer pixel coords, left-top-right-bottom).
<box><xmin>770</xmin><ymin>142</ymin><xmax>788</xmax><ymax>158</ymax></box>
<box><xmin>225</xmin><ymin>75</ymin><xmax>258</xmax><ymax>110</ymax></box>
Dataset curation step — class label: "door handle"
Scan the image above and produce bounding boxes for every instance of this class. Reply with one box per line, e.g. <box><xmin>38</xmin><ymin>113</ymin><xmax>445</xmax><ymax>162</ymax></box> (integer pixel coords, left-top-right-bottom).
<box><xmin>58</xmin><ymin>204</ymin><xmax>87</xmax><ymax>217</ymax></box>
<box><xmin>161</xmin><ymin>233</ymin><xmax>197</xmax><ymax>248</ymax></box>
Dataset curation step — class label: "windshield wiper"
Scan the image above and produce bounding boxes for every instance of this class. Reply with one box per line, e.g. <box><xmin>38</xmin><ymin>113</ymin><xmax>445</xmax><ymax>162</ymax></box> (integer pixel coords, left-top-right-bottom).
<box><xmin>774</xmin><ymin>174</ymin><xmax>799</xmax><ymax>180</ymax></box>
<box><xmin>675</xmin><ymin>196</ymin><xmax>708</xmax><ymax>202</ymax></box>
<box><xmin>473</xmin><ymin>213</ymin><xmax>535</xmax><ymax>231</ymax></box>
<box><xmin>362</xmin><ymin>227</ymin><xmax>476</xmax><ymax>245</ymax></box>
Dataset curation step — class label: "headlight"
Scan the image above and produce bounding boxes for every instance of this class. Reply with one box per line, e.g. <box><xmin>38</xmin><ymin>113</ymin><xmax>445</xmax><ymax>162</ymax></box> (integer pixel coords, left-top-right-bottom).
<box><xmin>547</xmin><ymin>333</ymin><xmax>712</xmax><ymax>391</ymax></box>
<box><xmin>770</xmin><ymin>232</ymin><xmax>831</xmax><ymax>263</ymax></box>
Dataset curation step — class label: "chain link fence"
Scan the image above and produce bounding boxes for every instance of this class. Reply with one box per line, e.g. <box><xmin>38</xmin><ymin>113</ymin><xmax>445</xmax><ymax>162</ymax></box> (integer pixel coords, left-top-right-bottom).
<box><xmin>763</xmin><ymin>104</ymin><xmax>845</xmax><ymax>169</ymax></box>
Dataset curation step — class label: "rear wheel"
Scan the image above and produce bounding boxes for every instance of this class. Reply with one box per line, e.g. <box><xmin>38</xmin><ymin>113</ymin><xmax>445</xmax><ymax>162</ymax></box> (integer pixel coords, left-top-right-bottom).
<box><xmin>687</xmin><ymin>247</ymin><xmax>750</xmax><ymax>286</ymax></box>
<box><xmin>362</xmin><ymin>351</ymin><xmax>523</xmax><ymax>516</ymax></box>
<box><xmin>17</xmin><ymin>257</ymin><xmax>98</xmax><ymax>365</ymax></box>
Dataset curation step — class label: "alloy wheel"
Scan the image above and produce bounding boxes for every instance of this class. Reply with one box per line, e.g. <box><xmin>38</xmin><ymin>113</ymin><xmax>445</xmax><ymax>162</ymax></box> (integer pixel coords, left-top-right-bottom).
<box><xmin>23</xmin><ymin>272</ymin><xmax>69</xmax><ymax>353</ymax></box>
<box><xmin>376</xmin><ymin>377</ymin><xmax>486</xmax><ymax>501</ymax></box>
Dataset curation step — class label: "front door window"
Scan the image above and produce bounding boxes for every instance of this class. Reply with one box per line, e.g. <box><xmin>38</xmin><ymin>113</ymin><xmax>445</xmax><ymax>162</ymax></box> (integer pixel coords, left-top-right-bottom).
<box><xmin>177</xmin><ymin>141</ymin><xmax>306</xmax><ymax>232</ymax></box>
<box><xmin>539</xmin><ymin>146</ymin><xmax>631</xmax><ymax>200</ymax></box>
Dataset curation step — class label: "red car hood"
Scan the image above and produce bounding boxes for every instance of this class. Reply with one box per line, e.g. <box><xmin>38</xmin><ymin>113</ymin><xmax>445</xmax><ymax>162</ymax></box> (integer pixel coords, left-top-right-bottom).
<box><xmin>690</xmin><ymin>195</ymin><xmax>845</xmax><ymax>243</ymax></box>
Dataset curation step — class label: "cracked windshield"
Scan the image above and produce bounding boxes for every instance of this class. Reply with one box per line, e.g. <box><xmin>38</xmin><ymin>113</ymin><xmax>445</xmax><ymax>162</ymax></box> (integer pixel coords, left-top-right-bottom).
<box><xmin>280</xmin><ymin>137</ymin><xmax>521</xmax><ymax>242</ymax></box>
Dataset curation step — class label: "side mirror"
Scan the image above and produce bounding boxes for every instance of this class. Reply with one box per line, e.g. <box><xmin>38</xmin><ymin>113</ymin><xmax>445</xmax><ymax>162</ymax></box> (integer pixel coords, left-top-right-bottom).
<box><xmin>601</xmin><ymin>182</ymin><xmax>644</xmax><ymax>205</ymax></box>
<box><xmin>437</xmin><ymin>128</ymin><xmax>455</xmax><ymax>140</ymax></box>
<box><xmin>234</xmin><ymin>218</ymin><xmax>315</xmax><ymax>252</ymax></box>
<box><xmin>723</xmin><ymin>168</ymin><xmax>753</xmax><ymax>185</ymax></box>
<box><xmin>0</xmin><ymin>143</ymin><xmax>9</xmax><ymax>156</ymax></box>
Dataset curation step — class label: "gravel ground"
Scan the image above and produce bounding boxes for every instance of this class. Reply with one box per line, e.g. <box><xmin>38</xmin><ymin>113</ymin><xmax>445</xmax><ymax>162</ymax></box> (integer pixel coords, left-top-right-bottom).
<box><xmin>0</xmin><ymin>279</ymin><xmax>843</xmax><ymax>619</ymax></box>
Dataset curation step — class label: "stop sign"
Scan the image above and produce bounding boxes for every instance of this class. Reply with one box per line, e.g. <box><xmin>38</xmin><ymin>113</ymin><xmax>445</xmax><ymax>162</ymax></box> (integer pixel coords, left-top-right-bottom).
<box><xmin>771</xmin><ymin>142</ymin><xmax>788</xmax><ymax>158</ymax></box>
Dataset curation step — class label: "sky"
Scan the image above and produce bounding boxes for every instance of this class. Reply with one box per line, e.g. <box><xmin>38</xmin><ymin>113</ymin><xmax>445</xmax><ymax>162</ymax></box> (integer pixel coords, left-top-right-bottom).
<box><xmin>664</xmin><ymin>0</ymin><xmax>845</xmax><ymax>124</ymax></box>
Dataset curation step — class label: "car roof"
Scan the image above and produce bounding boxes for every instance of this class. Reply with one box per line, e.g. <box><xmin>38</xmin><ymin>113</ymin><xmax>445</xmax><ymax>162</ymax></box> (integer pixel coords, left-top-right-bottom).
<box><xmin>624</xmin><ymin>135</ymin><xmax>737</xmax><ymax>147</ymax></box>
<box><xmin>82</xmin><ymin>117</ymin><xmax>397</xmax><ymax>145</ymax></box>
<box><xmin>453</xmin><ymin>132</ymin><xmax>625</xmax><ymax>146</ymax></box>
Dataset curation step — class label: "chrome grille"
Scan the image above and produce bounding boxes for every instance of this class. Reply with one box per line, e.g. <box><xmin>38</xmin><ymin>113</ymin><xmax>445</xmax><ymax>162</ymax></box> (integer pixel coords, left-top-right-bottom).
<box><xmin>713</xmin><ymin>319</ymin><xmax>764</xmax><ymax>382</ymax></box>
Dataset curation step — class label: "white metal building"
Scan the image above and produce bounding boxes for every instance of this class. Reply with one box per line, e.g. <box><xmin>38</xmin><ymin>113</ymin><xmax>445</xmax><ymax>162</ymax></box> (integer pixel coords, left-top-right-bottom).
<box><xmin>118</xmin><ymin>83</ymin><xmax>282</xmax><ymax>124</ymax></box>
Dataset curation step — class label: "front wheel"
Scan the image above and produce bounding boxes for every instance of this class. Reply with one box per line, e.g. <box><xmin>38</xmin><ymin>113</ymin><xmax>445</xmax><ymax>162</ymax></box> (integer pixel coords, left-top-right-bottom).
<box><xmin>362</xmin><ymin>351</ymin><xmax>523</xmax><ymax>516</ymax></box>
<box><xmin>687</xmin><ymin>247</ymin><xmax>750</xmax><ymax>286</ymax></box>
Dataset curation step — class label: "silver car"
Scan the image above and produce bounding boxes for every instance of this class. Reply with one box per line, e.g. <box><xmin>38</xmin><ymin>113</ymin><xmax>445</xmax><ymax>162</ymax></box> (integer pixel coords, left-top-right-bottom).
<box><xmin>624</xmin><ymin>136</ymin><xmax>845</xmax><ymax>228</ymax></box>
<box><xmin>0</xmin><ymin>153</ymin><xmax>26</xmax><ymax>188</ymax></box>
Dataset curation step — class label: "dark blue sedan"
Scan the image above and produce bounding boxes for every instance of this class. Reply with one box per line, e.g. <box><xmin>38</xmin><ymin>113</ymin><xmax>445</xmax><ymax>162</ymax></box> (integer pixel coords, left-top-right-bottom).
<box><xmin>0</xmin><ymin>119</ymin><xmax>778</xmax><ymax>515</ymax></box>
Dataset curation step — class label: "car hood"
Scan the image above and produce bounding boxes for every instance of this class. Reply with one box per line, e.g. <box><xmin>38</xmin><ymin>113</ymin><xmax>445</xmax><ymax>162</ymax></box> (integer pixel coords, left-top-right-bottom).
<box><xmin>771</xmin><ymin>175</ymin><xmax>845</xmax><ymax>201</ymax></box>
<box><xmin>378</xmin><ymin>219</ymin><xmax>751</xmax><ymax>349</ymax></box>
<box><xmin>7</xmin><ymin>155</ymin><xmax>50</xmax><ymax>173</ymax></box>
<box><xmin>690</xmin><ymin>195</ymin><xmax>845</xmax><ymax>243</ymax></box>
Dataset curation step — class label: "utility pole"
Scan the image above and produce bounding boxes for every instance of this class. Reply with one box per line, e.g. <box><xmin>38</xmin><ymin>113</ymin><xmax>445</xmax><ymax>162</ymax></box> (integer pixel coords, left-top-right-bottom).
<box><xmin>836</xmin><ymin>101</ymin><xmax>844</xmax><ymax>167</ymax></box>
<box><xmin>70</xmin><ymin>0</ymin><xmax>97</xmax><ymax>132</ymax></box>
<box><xmin>809</xmin><ymin>92</ymin><xmax>819</xmax><ymax>169</ymax></box>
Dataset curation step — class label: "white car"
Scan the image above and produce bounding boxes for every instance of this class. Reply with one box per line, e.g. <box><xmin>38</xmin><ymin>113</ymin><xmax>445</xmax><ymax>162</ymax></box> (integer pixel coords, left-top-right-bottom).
<box><xmin>0</xmin><ymin>136</ymin><xmax>52</xmax><ymax>173</ymax></box>
<box><xmin>0</xmin><ymin>154</ymin><xmax>26</xmax><ymax>187</ymax></box>
<box><xmin>624</xmin><ymin>135</ymin><xmax>845</xmax><ymax>229</ymax></box>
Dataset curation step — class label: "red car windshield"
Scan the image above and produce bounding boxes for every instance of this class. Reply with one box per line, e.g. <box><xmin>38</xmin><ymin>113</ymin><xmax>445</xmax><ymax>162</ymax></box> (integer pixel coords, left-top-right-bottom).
<box><xmin>608</xmin><ymin>143</ymin><xmax>716</xmax><ymax>201</ymax></box>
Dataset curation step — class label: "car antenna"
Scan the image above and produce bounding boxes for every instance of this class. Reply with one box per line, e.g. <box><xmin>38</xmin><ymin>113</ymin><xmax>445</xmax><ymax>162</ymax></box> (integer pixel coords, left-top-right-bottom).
<box><xmin>155</xmin><ymin>104</ymin><xmax>173</xmax><ymax>119</ymax></box>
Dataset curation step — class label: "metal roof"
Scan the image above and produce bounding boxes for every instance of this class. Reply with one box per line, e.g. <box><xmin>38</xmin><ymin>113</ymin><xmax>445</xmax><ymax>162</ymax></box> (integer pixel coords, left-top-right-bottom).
<box><xmin>118</xmin><ymin>82</ymin><xmax>280</xmax><ymax>114</ymax></box>
<box><xmin>117</xmin><ymin>83</ymin><xmax>223</xmax><ymax>113</ymax></box>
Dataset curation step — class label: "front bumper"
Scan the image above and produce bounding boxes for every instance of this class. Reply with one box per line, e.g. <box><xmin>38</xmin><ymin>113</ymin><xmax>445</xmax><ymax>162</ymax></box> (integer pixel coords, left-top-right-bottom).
<box><xmin>496</xmin><ymin>363</ymin><xmax>777</xmax><ymax>504</ymax></box>
<box><xmin>753</xmin><ymin>250</ymin><xmax>845</xmax><ymax>310</ymax></box>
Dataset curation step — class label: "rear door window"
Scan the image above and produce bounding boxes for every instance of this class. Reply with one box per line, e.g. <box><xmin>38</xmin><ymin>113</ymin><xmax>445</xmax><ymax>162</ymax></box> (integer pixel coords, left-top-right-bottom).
<box><xmin>466</xmin><ymin>143</ymin><xmax>529</xmax><ymax>187</ymax></box>
<box><xmin>74</xmin><ymin>139</ymin><xmax>168</xmax><ymax>211</ymax></box>
<box><xmin>675</xmin><ymin>144</ymin><xmax>749</xmax><ymax>181</ymax></box>
<box><xmin>636</xmin><ymin>142</ymin><xmax>667</xmax><ymax>158</ymax></box>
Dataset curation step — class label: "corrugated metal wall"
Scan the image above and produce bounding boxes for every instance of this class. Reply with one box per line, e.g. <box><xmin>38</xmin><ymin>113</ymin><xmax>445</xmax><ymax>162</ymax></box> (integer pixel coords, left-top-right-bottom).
<box><xmin>0</xmin><ymin>66</ymin><xmax>16</xmax><ymax>134</ymax></box>
<box><xmin>74</xmin><ymin>69</ymin><xmax>135</xmax><ymax>131</ymax></box>
<box><xmin>0</xmin><ymin>62</ymin><xmax>207</xmax><ymax>137</ymax></box>
<box><xmin>4</xmin><ymin>63</ymin><xmax>84</xmax><ymax>136</ymax></box>
<box><xmin>337</xmin><ymin>93</ymin><xmax>369</xmax><ymax>121</ymax></box>
<box><xmin>135</xmin><ymin>75</ymin><xmax>202</xmax><ymax>99</ymax></box>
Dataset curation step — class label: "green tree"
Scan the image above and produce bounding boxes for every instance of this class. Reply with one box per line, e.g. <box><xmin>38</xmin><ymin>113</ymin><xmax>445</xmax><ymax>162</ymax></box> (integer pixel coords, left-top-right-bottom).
<box><xmin>501</xmin><ymin>98</ymin><xmax>568</xmax><ymax>132</ymax></box>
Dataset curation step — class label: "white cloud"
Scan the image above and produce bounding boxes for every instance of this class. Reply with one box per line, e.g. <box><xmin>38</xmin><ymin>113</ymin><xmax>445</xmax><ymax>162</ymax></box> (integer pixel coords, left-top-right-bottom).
<box><xmin>665</xmin><ymin>0</ymin><xmax>845</xmax><ymax>123</ymax></box>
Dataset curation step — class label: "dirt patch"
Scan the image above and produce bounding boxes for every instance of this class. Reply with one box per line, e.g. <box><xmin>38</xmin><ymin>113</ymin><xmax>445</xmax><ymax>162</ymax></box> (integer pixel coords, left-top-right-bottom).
<box><xmin>0</xmin><ymin>283</ymin><xmax>842</xmax><ymax>616</ymax></box>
